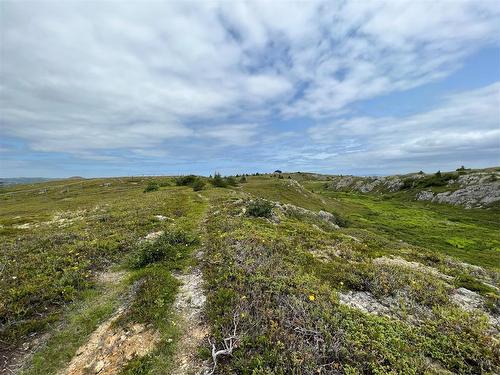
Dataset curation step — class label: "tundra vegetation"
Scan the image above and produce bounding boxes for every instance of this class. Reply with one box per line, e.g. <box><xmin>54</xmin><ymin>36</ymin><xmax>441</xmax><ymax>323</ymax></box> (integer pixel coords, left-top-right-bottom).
<box><xmin>0</xmin><ymin>169</ymin><xmax>498</xmax><ymax>374</ymax></box>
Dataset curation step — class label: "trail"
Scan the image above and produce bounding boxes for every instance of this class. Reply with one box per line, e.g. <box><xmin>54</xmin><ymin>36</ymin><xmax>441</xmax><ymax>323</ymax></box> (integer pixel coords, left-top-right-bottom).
<box><xmin>57</xmin><ymin>271</ymin><xmax>161</xmax><ymax>375</ymax></box>
<box><xmin>170</xmin><ymin>250</ymin><xmax>209</xmax><ymax>375</ymax></box>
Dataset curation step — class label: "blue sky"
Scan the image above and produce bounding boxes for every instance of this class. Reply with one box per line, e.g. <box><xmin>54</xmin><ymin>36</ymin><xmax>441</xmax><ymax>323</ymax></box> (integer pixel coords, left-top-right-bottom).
<box><xmin>1</xmin><ymin>1</ymin><xmax>499</xmax><ymax>178</ymax></box>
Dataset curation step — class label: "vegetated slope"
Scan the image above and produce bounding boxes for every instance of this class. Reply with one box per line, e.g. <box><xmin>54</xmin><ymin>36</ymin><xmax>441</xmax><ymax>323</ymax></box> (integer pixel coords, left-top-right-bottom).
<box><xmin>1</xmin><ymin>173</ymin><xmax>498</xmax><ymax>374</ymax></box>
<box><xmin>321</xmin><ymin>167</ymin><xmax>500</xmax><ymax>209</ymax></box>
<box><xmin>0</xmin><ymin>177</ymin><xmax>208</xmax><ymax>374</ymax></box>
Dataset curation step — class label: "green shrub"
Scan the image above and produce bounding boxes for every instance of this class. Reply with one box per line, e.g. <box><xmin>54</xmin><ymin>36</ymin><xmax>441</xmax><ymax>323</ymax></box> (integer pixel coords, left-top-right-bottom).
<box><xmin>225</xmin><ymin>176</ymin><xmax>238</xmax><ymax>186</ymax></box>
<box><xmin>402</xmin><ymin>173</ymin><xmax>455</xmax><ymax>190</ymax></box>
<box><xmin>192</xmin><ymin>178</ymin><xmax>205</xmax><ymax>191</ymax></box>
<box><xmin>129</xmin><ymin>230</ymin><xmax>197</xmax><ymax>269</ymax></box>
<box><xmin>143</xmin><ymin>182</ymin><xmax>159</xmax><ymax>193</ymax></box>
<box><xmin>211</xmin><ymin>172</ymin><xmax>227</xmax><ymax>188</ymax></box>
<box><xmin>239</xmin><ymin>176</ymin><xmax>247</xmax><ymax>183</ymax></box>
<box><xmin>247</xmin><ymin>199</ymin><xmax>274</xmax><ymax>218</ymax></box>
<box><xmin>175</xmin><ymin>175</ymin><xmax>197</xmax><ymax>186</ymax></box>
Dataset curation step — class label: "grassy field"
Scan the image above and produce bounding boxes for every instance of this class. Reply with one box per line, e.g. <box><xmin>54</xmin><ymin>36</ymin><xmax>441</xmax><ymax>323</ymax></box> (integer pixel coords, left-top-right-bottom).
<box><xmin>1</xmin><ymin>174</ymin><xmax>498</xmax><ymax>374</ymax></box>
<box><xmin>0</xmin><ymin>177</ymin><xmax>207</xmax><ymax>373</ymax></box>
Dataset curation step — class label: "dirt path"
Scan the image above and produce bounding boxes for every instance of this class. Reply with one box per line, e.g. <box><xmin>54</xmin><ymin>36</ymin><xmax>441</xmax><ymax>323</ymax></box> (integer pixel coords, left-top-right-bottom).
<box><xmin>58</xmin><ymin>310</ymin><xmax>159</xmax><ymax>375</ymax></box>
<box><xmin>57</xmin><ymin>270</ymin><xmax>161</xmax><ymax>375</ymax></box>
<box><xmin>171</xmin><ymin>250</ymin><xmax>209</xmax><ymax>375</ymax></box>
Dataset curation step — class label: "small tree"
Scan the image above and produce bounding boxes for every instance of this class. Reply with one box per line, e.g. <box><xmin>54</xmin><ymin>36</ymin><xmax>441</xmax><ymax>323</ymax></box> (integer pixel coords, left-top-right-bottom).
<box><xmin>239</xmin><ymin>176</ymin><xmax>247</xmax><ymax>183</ymax></box>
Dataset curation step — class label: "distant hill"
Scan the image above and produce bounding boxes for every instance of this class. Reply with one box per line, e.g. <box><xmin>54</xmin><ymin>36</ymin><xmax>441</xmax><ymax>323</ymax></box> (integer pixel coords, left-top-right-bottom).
<box><xmin>0</xmin><ymin>177</ymin><xmax>56</xmax><ymax>186</ymax></box>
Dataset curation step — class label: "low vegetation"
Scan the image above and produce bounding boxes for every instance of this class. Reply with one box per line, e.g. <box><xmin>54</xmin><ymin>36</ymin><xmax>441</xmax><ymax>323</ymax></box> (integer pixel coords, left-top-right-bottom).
<box><xmin>246</xmin><ymin>199</ymin><xmax>274</xmax><ymax>218</ymax></box>
<box><xmin>0</xmin><ymin>171</ymin><xmax>498</xmax><ymax>374</ymax></box>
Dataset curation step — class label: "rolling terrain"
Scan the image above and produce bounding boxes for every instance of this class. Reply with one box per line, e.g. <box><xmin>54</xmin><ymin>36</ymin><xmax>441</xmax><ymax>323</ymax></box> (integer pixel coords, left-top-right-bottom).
<box><xmin>1</xmin><ymin>170</ymin><xmax>499</xmax><ymax>374</ymax></box>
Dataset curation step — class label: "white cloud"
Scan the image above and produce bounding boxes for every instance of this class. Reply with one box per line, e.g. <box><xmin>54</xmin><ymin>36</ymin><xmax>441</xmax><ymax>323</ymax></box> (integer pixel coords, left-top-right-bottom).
<box><xmin>0</xmin><ymin>0</ymin><xmax>498</xmax><ymax>170</ymax></box>
<box><xmin>200</xmin><ymin>124</ymin><xmax>260</xmax><ymax>146</ymax></box>
<box><xmin>307</xmin><ymin>83</ymin><xmax>500</xmax><ymax>171</ymax></box>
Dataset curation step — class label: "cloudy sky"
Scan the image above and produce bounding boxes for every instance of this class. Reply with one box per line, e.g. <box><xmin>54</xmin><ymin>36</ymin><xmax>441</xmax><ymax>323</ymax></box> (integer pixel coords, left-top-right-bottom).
<box><xmin>1</xmin><ymin>0</ymin><xmax>499</xmax><ymax>177</ymax></box>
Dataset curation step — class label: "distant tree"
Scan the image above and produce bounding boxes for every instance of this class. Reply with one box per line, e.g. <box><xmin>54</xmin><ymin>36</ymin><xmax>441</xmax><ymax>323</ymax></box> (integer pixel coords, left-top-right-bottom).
<box><xmin>239</xmin><ymin>176</ymin><xmax>247</xmax><ymax>183</ymax></box>
<box><xmin>274</xmin><ymin>169</ymin><xmax>282</xmax><ymax>174</ymax></box>
<box><xmin>435</xmin><ymin>170</ymin><xmax>442</xmax><ymax>177</ymax></box>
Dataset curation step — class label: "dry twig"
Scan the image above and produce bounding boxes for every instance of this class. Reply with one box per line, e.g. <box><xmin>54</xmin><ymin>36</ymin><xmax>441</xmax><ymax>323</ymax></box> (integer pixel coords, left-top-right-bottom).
<box><xmin>205</xmin><ymin>313</ymin><xmax>239</xmax><ymax>375</ymax></box>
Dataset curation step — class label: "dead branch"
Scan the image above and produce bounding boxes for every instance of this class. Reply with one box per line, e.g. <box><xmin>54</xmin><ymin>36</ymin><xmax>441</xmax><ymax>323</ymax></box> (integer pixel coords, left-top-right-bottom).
<box><xmin>205</xmin><ymin>313</ymin><xmax>239</xmax><ymax>375</ymax></box>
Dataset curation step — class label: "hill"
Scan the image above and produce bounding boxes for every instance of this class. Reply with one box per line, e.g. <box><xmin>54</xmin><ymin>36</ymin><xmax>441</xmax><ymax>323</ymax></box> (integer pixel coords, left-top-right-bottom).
<box><xmin>0</xmin><ymin>177</ymin><xmax>57</xmax><ymax>186</ymax></box>
<box><xmin>0</xmin><ymin>172</ymin><xmax>498</xmax><ymax>374</ymax></box>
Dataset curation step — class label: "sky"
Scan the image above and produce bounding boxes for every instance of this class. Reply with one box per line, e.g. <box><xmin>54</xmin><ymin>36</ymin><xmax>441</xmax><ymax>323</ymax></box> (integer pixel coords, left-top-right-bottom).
<box><xmin>1</xmin><ymin>0</ymin><xmax>499</xmax><ymax>178</ymax></box>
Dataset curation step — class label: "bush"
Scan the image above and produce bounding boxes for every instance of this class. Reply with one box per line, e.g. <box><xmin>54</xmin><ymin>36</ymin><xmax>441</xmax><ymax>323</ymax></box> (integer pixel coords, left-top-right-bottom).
<box><xmin>175</xmin><ymin>175</ymin><xmax>197</xmax><ymax>186</ymax></box>
<box><xmin>192</xmin><ymin>178</ymin><xmax>205</xmax><ymax>191</ymax></box>
<box><xmin>211</xmin><ymin>172</ymin><xmax>227</xmax><ymax>188</ymax></box>
<box><xmin>225</xmin><ymin>176</ymin><xmax>238</xmax><ymax>186</ymax></box>
<box><xmin>246</xmin><ymin>199</ymin><xmax>274</xmax><ymax>218</ymax></box>
<box><xmin>402</xmin><ymin>172</ymin><xmax>455</xmax><ymax>190</ymax></box>
<box><xmin>239</xmin><ymin>176</ymin><xmax>247</xmax><ymax>183</ymax></box>
<box><xmin>143</xmin><ymin>182</ymin><xmax>159</xmax><ymax>193</ymax></box>
<box><xmin>129</xmin><ymin>230</ymin><xmax>197</xmax><ymax>268</ymax></box>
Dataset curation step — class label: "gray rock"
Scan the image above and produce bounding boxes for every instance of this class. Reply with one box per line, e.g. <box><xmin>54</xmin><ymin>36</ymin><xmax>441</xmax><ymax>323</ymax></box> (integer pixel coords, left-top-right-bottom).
<box><xmin>431</xmin><ymin>179</ymin><xmax>500</xmax><ymax>208</ymax></box>
<box><xmin>416</xmin><ymin>190</ymin><xmax>434</xmax><ymax>201</ymax></box>
<box><xmin>338</xmin><ymin>291</ymin><xmax>391</xmax><ymax>316</ymax></box>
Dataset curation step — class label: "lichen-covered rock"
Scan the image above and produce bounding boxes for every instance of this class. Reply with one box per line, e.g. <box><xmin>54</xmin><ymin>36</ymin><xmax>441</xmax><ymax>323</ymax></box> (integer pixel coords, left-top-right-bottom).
<box><xmin>327</xmin><ymin>170</ymin><xmax>500</xmax><ymax>209</ymax></box>
<box><xmin>338</xmin><ymin>291</ymin><xmax>391</xmax><ymax>316</ymax></box>
<box><xmin>416</xmin><ymin>190</ymin><xmax>434</xmax><ymax>201</ymax></box>
<box><xmin>275</xmin><ymin>203</ymin><xmax>340</xmax><ymax>229</ymax></box>
<box><xmin>431</xmin><ymin>181</ymin><xmax>500</xmax><ymax>208</ymax></box>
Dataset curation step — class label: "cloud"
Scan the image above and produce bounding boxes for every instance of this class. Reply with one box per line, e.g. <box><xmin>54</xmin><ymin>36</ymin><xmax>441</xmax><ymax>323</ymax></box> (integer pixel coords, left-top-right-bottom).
<box><xmin>307</xmin><ymin>83</ymin><xmax>500</xmax><ymax>172</ymax></box>
<box><xmin>0</xmin><ymin>0</ymin><xmax>498</xmax><ymax>175</ymax></box>
<box><xmin>200</xmin><ymin>123</ymin><xmax>260</xmax><ymax>146</ymax></box>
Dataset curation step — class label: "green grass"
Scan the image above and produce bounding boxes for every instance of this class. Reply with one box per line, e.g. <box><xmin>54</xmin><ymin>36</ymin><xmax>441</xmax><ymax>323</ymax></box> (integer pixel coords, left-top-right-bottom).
<box><xmin>200</xmin><ymin>193</ymin><xmax>499</xmax><ymax>374</ymax></box>
<box><xmin>116</xmin><ymin>266</ymin><xmax>181</xmax><ymax>375</ymax></box>
<box><xmin>2</xmin><ymin>174</ymin><xmax>499</xmax><ymax>374</ymax></box>
<box><xmin>1</xmin><ymin>178</ymin><xmax>209</xmax><ymax>373</ymax></box>
<box><xmin>242</xmin><ymin>176</ymin><xmax>327</xmax><ymax>211</ymax></box>
<box><xmin>21</xmin><ymin>276</ymin><xmax>126</xmax><ymax>375</ymax></box>
<box><xmin>317</xmin><ymin>191</ymin><xmax>499</xmax><ymax>270</ymax></box>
